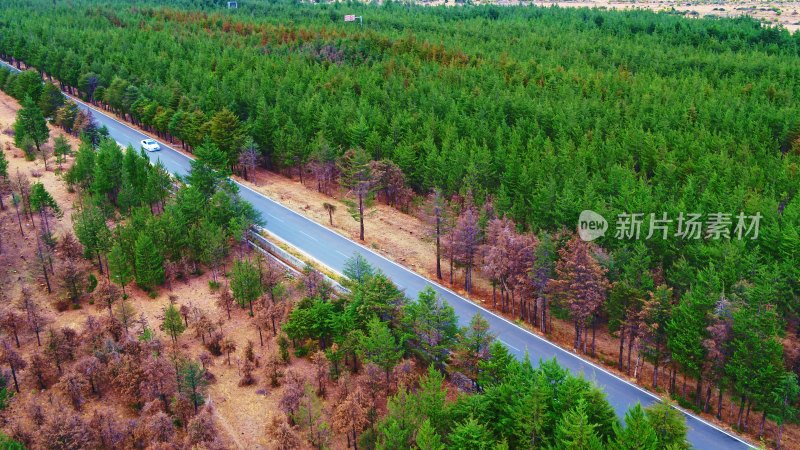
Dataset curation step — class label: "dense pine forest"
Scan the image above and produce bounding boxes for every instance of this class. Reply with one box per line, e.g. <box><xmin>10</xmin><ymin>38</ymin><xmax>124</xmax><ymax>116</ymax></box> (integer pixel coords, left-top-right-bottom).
<box><xmin>1</xmin><ymin>0</ymin><xmax>800</xmax><ymax>447</ymax></box>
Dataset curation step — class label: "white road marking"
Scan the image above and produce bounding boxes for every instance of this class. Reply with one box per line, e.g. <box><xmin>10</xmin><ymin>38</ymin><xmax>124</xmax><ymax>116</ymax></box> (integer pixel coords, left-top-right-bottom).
<box><xmin>297</xmin><ymin>229</ymin><xmax>318</xmax><ymax>242</ymax></box>
<box><xmin>497</xmin><ymin>339</ymin><xmax>520</xmax><ymax>352</ymax></box>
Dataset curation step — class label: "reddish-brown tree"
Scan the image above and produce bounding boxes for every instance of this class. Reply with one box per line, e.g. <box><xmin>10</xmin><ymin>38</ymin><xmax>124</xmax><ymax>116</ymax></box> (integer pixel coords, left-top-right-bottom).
<box><xmin>142</xmin><ymin>356</ymin><xmax>178</xmax><ymax>410</ymax></box>
<box><xmin>239</xmin><ymin>359</ymin><xmax>257</xmax><ymax>386</ymax></box>
<box><xmin>57</xmin><ymin>370</ymin><xmax>90</xmax><ymax>411</ymax></box>
<box><xmin>449</xmin><ymin>207</ymin><xmax>481</xmax><ymax>294</ymax></box>
<box><xmin>18</xmin><ymin>286</ymin><xmax>50</xmax><ymax>346</ymax></box>
<box><xmin>310</xmin><ymin>350</ymin><xmax>329</xmax><ymax>398</ymax></box>
<box><xmin>39</xmin><ymin>410</ymin><xmax>99</xmax><ymax>449</ymax></box>
<box><xmin>58</xmin><ymin>231</ymin><xmax>83</xmax><ymax>261</ymax></box>
<box><xmin>186</xmin><ymin>405</ymin><xmax>217</xmax><ymax>446</ymax></box>
<box><xmin>89</xmin><ymin>408</ymin><xmax>125</xmax><ymax>449</ymax></box>
<box><xmin>0</xmin><ymin>309</ymin><xmax>27</xmax><ymax>348</ymax></box>
<box><xmin>0</xmin><ymin>340</ymin><xmax>26</xmax><ymax>392</ymax></box>
<box><xmin>279</xmin><ymin>369</ymin><xmax>307</xmax><ymax>421</ymax></box>
<box><xmin>704</xmin><ymin>295</ymin><xmax>734</xmax><ymax>418</ymax></box>
<box><xmin>333</xmin><ymin>386</ymin><xmax>368</xmax><ymax>449</ymax></box>
<box><xmin>264</xmin><ymin>412</ymin><xmax>302</xmax><ymax>450</ymax></box>
<box><xmin>27</xmin><ymin>352</ymin><xmax>56</xmax><ymax>389</ymax></box>
<box><xmin>422</xmin><ymin>188</ymin><xmax>451</xmax><ymax>281</ymax></box>
<box><xmin>547</xmin><ymin>235</ymin><xmax>609</xmax><ymax>354</ymax></box>
<box><xmin>76</xmin><ymin>355</ymin><xmax>107</xmax><ymax>399</ymax></box>
<box><xmin>221</xmin><ymin>337</ymin><xmax>237</xmax><ymax>365</ymax></box>
<box><xmin>264</xmin><ymin>350</ymin><xmax>284</xmax><ymax>388</ymax></box>
<box><xmin>95</xmin><ymin>282</ymin><xmax>121</xmax><ymax>318</ymax></box>
<box><xmin>216</xmin><ymin>286</ymin><xmax>235</xmax><ymax>320</ymax></box>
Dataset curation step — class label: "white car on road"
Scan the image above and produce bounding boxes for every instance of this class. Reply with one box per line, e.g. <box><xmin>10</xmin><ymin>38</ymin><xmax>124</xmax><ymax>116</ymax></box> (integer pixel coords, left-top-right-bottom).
<box><xmin>141</xmin><ymin>139</ymin><xmax>161</xmax><ymax>152</ymax></box>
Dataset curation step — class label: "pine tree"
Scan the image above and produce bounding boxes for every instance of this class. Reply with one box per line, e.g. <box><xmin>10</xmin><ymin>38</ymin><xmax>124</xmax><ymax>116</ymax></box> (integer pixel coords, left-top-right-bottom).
<box><xmin>452</xmin><ymin>313</ymin><xmax>495</xmax><ymax>391</ymax></box>
<box><xmin>179</xmin><ymin>361</ymin><xmax>209</xmax><ymax>414</ymax></box>
<box><xmin>0</xmin><ymin>149</ymin><xmax>7</xmax><ymax>211</ymax></box>
<box><xmin>554</xmin><ymin>400</ymin><xmax>604</xmax><ymax>450</ymax></box>
<box><xmin>416</xmin><ymin>419</ymin><xmax>444</xmax><ymax>450</ymax></box>
<box><xmin>295</xmin><ymin>382</ymin><xmax>329</xmax><ymax>448</ymax></box>
<box><xmin>339</xmin><ymin>148</ymin><xmax>377</xmax><ymax>241</ymax></box>
<box><xmin>29</xmin><ymin>182</ymin><xmax>60</xmax><ymax>235</ymax></box>
<box><xmin>768</xmin><ymin>372</ymin><xmax>800</xmax><ymax>450</ymax></box>
<box><xmin>230</xmin><ymin>259</ymin><xmax>262</xmax><ymax>315</ymax></box>
<box><xmin>644</xmin><ymin>399</ymin><xmax>689</xmax><ymax>449</ymax></box>
<box><xmin>342</xmin><ymin>253</ymin><xmax>375</xmax><ymax>286</ymax></box>
<box><xmin>52</xmin><ymin>134</ymin><xmax>71</xmax><ymax>170</ymax></box>
<box><xmin>640</xmin><ymin>285</ymin><xmax>673</xmax><ymax>390</ymax></box>
<box><xmin>108</xmin><ymin>242</ymin><xmax>132</xmax><ymax>295</ymax></box>
<box><xmin>72</xmin><ymin>203</ymin><xmax>111</xmax><ymax>273</ymax></box>
<box><xmin>422</xmin><ymin>188</ymin><xmax>450</xmax><ymax>280</ymax></box>
<box><xmin>38</xmin><ymin>82</ymin><xmax>64</xmax><ymax>118</ymax></box>
<box><xmin>451</xmin><ymin>207</ymin><xmax>482</xmax><ymax>294</ymax></box>
<box><xmin>415</xmin><ymin>365</ymin><xmax>448</xmax><ymax>433</ymax></box>
<box><xmin>186</xmin><ymin>140</ymin><xmax>229</xmax><ymax>196</ymax></box>
<box><xmin>612</xmin><ymin>402</ymin><xmax>658</xmax><ymax>450</ymax></box>
<box><xmin>357</xmin><ymin>316</ymin><xmax>403</xmax><ymax>384</ymax></box>
<box><xmin>14</xmin><ymin>95</ymin><xmax>49</xmax><ymax>157</ymax></box>
<box><xmin>402</xmin><ymin>286</ymin><xmax>458</xmax><ymax>369</ymax></box>
<box><xmin>134</xmin><ymin>233</ymin><xmax>164</xmax><ymax>291</ymax></box>
<box><xmin>161</xmin><ymin>303</ymin><xmax>185</xmax><ymax>345</ymax></box>
<box><xmin>209</xmin><ymin>108</ymin><xmax>244</xmax><ymax>171</ymax></box>
<box><xmin>448</xmin><ymin>415</ymin><xmax>494</xmax><ymax>449</ymax></box>
<box><xmin>547</xmin><ymin>235</ymin><xmax>609</xmax><ymax>354</ymax></box>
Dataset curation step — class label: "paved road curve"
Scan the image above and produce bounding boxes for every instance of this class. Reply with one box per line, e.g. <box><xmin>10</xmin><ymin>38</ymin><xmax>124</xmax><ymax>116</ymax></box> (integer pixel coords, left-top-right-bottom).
<box><xmin>1</xmin><ymin>60</ymin><xmax>752</xmax><ymax>449</ymax></box>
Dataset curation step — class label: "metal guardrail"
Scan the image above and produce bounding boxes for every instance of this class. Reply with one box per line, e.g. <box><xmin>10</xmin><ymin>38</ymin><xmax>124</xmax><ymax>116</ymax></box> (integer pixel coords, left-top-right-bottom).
<box><xmin>249</xmin><ymin>225</ymin><xmax>350</xmax><ymax>295</ymax></box>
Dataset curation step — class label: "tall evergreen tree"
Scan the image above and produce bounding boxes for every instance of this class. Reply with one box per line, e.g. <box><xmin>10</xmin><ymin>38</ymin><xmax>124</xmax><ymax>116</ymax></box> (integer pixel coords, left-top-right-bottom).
<box><xmin>14</xmin><ymin>95</ymin><xmax>49</xmax><ymax>158</ymax></box>
<box><xmin>230</xmin><ymin>259</ymin><xmax>262</xmax><ymax>315</ymax></box>
<box><xmin>209</xmin><ymin>108</ymin><xmax>244</xmax><ymax>171</ymax></box>
<box><xmin>339</xmin><ymin>148</ymin><xmax>377</xmax><ymax>241</ymax></box>
<box><xmin>134</xmin><ymin>233</ymin><xmax>164</xmax><ymax>291</ymax></box>
<box><xmin>612</xmin><ymin>402</ymin><xmax>658</xmax><ymax>450</ymax></box>
<box><xmin>358</xmin><ymin>316</ymin><xmax>403</xmax><ymax>383</ymax></box>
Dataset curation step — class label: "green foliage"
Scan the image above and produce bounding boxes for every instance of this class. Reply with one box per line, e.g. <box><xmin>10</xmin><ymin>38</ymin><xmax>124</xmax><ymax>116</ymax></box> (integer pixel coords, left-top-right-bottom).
<box><xmin>612</xmin><ymin>402</ymin><xmax>658</xmax><ymax>450</ymax></box>
<box><xmin>0</xmin><ymin>372</ymin><xmax>15</xmax><ymax>411</ymax></box>
<box><xmin>644</xmin><ymin>399</ymin><xmax>690</xmax><ymax>449</ymax></box>
<box><xmin>134</xmin><ymin>233</ymin><xmax>164</xmax><ymax>291</ymax></box>
<box><xmin>186</xmin><ymin>140</ymin><xmax>230</xmax><ymax>197</ymax></box>
<box><xmin>230</xmin><ymin>259</ymin><xmax>262</xmax><ymax>313</ymax></box>
<box><xmin>52</xmin><ymin>134</ymin><xmax>71</xmax><ymax>168</ymax></box>
<box><xmin>358</xmin><ymin>316</ymin><xmax>403</xmax><ymax>380</ymax></box>
<box><xmin>277</xmin><ymin>334</ymin><xmax>291</xmax><ymax>363</ymax></box>
<box><xmin>28</xmin><ymin>183</ymin><xmax>59</xmax><ymax>215</ymax></box>
<box><xmin>13</xmin><ymin>95</ymin><xmax>48</xmax><ymax>156</ymax></box>
<box><xmin>401</xmin><ymin>286</ymin><xmax>458</xmax><ymax>368</ymax></box>
<box><xmin>342</xmin><ymin>253</ymin><xmax>375</xmax><ymax>286</ymax></box>
<box><xmin>72</xmin><ymin>202</ymin><xmax>110</xmax><ymax>261</ymax></box>
<box><xmin>554</xmin><ymin>400</ymin><xmax>605</xmax><ymax>450</ymax></box>
<box><xmin>0</xmin><ymin>431</ymin><xmax>24</xmax><ymax>450</ymax></box>
<box><xmin>38</xmin><ymin>81</ymin><xmax>64</xmax><ymax>118</ymax></box>
<box><xmin>415</xmin><ymin>419</ymin><xmax>444</xmax><ymax>450</ymax></box>
<box><xmin>178</xmin><ymin>360</ymin><xmax>209</xmax><ymax>413</ymax></box>
<box><xmin>86</xmin><ymin>273</ymin><xmax>98</xmax><ymax>293</ymax></box>
<box><xmin>161</xmin><ymin>302</ymin><xmax>185</xmax><ymax>344</ymax></box>
<box><xmin>448</xmin><ymin>415</ymin><xmax>494</xmax><ymax>450</ymax></box>
<box><xmin>107</xmin><ymin>242</ymin><xmax>133</xmax><ymax>293</ymax></box>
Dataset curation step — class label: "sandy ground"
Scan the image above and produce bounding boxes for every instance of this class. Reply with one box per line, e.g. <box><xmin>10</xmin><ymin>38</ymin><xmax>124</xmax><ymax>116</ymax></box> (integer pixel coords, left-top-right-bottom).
<box><xmin>418</xmin><ymin>0</ymin><xmax>800</xmax><ymax>32</ymax></box>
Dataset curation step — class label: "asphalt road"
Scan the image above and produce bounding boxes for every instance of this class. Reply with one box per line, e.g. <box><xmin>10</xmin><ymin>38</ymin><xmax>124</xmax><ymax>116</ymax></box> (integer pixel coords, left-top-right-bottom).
<box><xmin>1</xmin><ymin>60</ymin><xmax>753</xmax><ymax>449</ymax></box>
